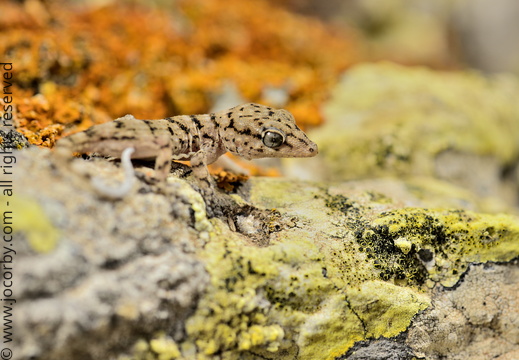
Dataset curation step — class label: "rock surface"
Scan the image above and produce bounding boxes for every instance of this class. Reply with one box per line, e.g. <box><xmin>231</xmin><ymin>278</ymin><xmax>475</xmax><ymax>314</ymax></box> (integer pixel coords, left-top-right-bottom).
<box><xmin>407</xmin><ymin>260</ymin><xmax>519</xmax><ymax>360</ymax></box>
<box><xmin>7</xmin><ymin>144</ymin><xmax>519</xmax><ymax>360</ymax></box>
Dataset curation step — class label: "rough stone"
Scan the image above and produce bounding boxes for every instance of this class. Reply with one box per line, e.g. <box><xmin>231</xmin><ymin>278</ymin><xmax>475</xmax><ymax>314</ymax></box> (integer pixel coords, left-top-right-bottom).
<box><xmin>6</xmin><ymin>145</ymin><xmax>519</xmax><ymax>360</ymax></box>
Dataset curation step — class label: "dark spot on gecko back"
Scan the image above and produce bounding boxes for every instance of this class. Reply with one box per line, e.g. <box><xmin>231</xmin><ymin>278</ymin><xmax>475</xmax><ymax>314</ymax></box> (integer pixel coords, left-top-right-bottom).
<box><xmin>224</xmin><ymin>118</ymin><xmax>235</xmax><ymax>130</ymax></box>
<box><xmin>203</xmin><ymin>133</ymin><xmax>215</xmax><ymax>141</ymax></box>
<box><xmin>210</xmin><ymin>114</ymin><xmax>219</xmax><ymax>128</ymax></box>
<box><xmin>191</xmin><ymin>115</ymin><xmax>203</xmax><ymax>129</ymax></box>
<box><xmin>117</xmin><ymin>135</ymin><xmax>136</xmax><ymax>141</ymax></box>
<box><xmin>168</xmin><ymin>118</ymin><xmax>189</xmax><ymax>133</ymax></box>
<box><xmin>142</xmin><ymin>120</ymin><xmax>156</xmax><ymax>134</ymax></box>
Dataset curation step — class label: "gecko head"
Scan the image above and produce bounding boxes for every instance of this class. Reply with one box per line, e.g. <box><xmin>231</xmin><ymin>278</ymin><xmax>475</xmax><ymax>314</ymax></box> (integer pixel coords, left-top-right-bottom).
<box><xmin>221</xmin><ymin>103</ymin><xmax>318</xmax><ymax>160</ymax></box>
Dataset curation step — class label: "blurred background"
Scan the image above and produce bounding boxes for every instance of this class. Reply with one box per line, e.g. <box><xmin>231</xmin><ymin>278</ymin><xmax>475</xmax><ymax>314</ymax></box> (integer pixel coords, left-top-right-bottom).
<box><xmin>2</xmin><ymin>0</ymin><xmax>519</xmax><ymax>209</ymax></box>
<box><xmin>3</xmin><ymin>0</ymin><xmax>519</xmax><ymax>146</ymax></box>
<box><xmin>276</xmin><ymin>0</ymin><xmax>519</xmax><ymax>73</ymax></box>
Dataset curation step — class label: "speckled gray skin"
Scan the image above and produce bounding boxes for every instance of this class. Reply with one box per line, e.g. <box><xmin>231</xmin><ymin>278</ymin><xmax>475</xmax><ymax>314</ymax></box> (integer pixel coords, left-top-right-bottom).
<box><xmin>55</xmin><ymin>103</ymin><xmax>318</xmax><ymax>186</ymax></box>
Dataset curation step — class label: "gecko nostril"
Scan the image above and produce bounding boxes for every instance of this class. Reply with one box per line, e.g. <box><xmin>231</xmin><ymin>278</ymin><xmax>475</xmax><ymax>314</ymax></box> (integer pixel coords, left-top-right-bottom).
<box><xmin>309</xmin><ymin>144</ymin><xmax>318</xmax><ymax>155</ymax></box>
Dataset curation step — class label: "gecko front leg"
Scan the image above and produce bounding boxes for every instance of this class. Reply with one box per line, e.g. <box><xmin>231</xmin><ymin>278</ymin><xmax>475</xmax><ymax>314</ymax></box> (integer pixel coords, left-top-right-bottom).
<box><xmin>149</xmin><ymin>133</ymin><xmax>175</xmax><ymax>184</ymax></box>
<box><xmin>189</xmin><ymin>148</ymin><xmax>214</xmax><ymax>191</ymax></box>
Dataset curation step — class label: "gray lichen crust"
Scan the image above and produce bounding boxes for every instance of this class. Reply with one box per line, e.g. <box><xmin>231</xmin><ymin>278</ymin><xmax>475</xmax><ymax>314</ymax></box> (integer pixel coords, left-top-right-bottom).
<box><xmin>0</xmin><ymin>129</ymin><xmax>30</xmax><ymax>150</ymax></box>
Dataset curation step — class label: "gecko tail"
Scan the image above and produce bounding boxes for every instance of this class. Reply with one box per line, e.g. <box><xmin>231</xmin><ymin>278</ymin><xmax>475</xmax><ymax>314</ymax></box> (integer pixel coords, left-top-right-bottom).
<box><xmin>91</xmin><ymin>147</ymin><xmax>136</xmax><ymax>199</ymax></box>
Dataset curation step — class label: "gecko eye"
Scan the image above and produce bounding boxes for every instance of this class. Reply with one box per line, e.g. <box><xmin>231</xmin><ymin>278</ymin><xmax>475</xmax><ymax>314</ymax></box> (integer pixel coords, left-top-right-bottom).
<box><xmin>262</xmin><ymin>128</ymin><xmax>285</xmax><ymax>148</ymax></box>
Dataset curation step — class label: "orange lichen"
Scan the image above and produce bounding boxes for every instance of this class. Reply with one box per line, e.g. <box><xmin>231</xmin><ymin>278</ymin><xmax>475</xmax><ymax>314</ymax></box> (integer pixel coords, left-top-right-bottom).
<box><xmin>208</xmin><ymin>154</ymin><xmax>282</xmax><ymax>178</ymax></box>
<box><xmin>214</xmin><ymin>171</ymin><xmax>250</xmax><ymax>192</ymax></box>
<box><xmin>0</xmin><ymin>0</ymin><xmax>358</xmax><ymax>149</ymax></box>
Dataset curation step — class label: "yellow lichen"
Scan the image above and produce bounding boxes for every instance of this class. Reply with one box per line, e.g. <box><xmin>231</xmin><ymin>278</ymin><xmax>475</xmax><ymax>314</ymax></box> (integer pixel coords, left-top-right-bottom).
<box><xmin>5</xmin><ymin>195</ymin><xmax>59</xmax><ymax>253</ymax></box>
<box><xmin>345</xmin><ymin>280</ymin><xmax>430</xmax><ymax>338</ymax></box>
<box><xmin>150</xmin><ymin>335</ymin><xmax>181</xmax><ymax>360</ymax></box>
<box><xmin>179</xmin><ymin>196</ymin><xmax>443</xmax><ymax>359</ymax></box>
<box><xmin>183</xmin><ymin>221</ymin><xmax>334</xmax><ymax>359</ymax></box>
<box><xmin>131</xmin><ymin>334</ymin><xmax>181</xmax><ymax>360</ymax></box>
<box><xmin>394</xmin><ymin>237</ymin><xmax>413</xmax><ymax>254</ymax></box>
<box><xmin>297</xmin><ymin>294</ymin><xmax>365</xmax><ymax>359</ymax></box>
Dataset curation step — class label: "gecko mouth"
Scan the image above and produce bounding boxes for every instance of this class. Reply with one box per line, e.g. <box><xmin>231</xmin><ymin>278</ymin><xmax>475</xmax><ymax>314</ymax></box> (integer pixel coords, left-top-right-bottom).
<box><xmin>234</xmin><ymin>147</ymin><xmax>249</xmax><ymax>160</ymax></box>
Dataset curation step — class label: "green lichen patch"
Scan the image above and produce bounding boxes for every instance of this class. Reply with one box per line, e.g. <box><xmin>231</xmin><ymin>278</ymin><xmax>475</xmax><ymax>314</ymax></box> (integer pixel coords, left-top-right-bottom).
<box><xmin>126</xmin><ymin>334</ymin><xmax>181</xmax><ymax>360</ymax></box>
<box><xmin>176</xmin><ymin>179</ymin><xmax>469</xmax><ymax>359</ymax></box>
<box><xmin>130</xmin><ymin>333</ymin><xmax>181</xmax><ymax>360</ymax></box>
<box><xmin>297</xmin><ymin>294</ymin><xmax>365</xmax><ymax>360</ymax></box>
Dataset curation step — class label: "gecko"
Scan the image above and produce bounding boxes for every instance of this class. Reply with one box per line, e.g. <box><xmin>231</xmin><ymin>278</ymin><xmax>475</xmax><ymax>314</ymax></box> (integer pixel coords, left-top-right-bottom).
<box><xmin>55</xmin><ymin>103</ymin><xmax>318</xmax><ymax>191</ymax></box>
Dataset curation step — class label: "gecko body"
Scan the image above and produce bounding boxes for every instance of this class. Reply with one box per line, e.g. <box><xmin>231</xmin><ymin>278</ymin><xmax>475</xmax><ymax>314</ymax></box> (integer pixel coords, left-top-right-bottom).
<box><xmin>56</xmin><ymin>103</ymin><xmax>318</xmax><ymax>187</ymax></box>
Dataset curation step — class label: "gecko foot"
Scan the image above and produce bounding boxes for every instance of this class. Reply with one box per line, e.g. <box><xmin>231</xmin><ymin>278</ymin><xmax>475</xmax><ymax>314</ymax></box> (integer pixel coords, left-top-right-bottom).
<box><xmin>91</xmin><ymin>147</ymin><xmax>136</xmax><ymax>199</ymax></box>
